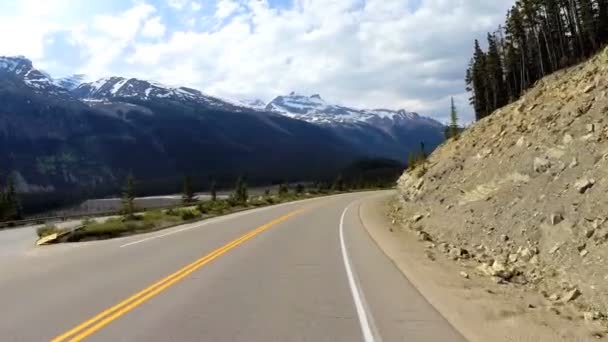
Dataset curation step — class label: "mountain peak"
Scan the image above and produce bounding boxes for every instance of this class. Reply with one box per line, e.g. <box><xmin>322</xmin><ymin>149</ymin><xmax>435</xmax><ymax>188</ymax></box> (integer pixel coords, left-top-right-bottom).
<box><xmin>54</xmin><ymin>74</ymin><xmax>87</xmax><ymax>91</ymax></box>
<box><xmin>0</xmin><ymin>55</ymin><xmax>72</xmax><ymax>97</ymax></box>
<box><xmin>0</xmin><ymin>55</ymin><xmax>34</xmax><ymax>75</ymax></box>
<box><xmin>310</xmin><ymin>94</ymin><xmax>322</xmax><ymax>100</ymax></box>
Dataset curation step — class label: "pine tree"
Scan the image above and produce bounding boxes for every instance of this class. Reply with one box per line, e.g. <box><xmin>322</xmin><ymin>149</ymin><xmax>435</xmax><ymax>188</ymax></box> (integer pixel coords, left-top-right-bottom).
<box><xmin>210</xmin><ymin>180</ymin><xmax>217</xmax><ymax>201</ymax></box>
<box><xmin>470</xmin><ymin>39</ymin><xmax>489</xmax><ymax>120</ymax></box>
<box><xmin>182</xmin><ymin>176</ymin><xmax>195</xmax><ymax>204</ymax></box>
<box><xmin>419</xmin><ymin>141</ymin><xmax>426</xmax><ymax>159</ymax></box>
<box><xmin>232</xmin><ymin>177</ymin><xmax>248</xmax><ymax>204</ymax></box>
<box><xmin>295</xmin><ymin>184</ymin><xmax>304</xmax><ymax>195</ymax></box>
<box><xmin>447</xmin><ymin>97</ymin><xmax>460</xmax><ymax>139</ymax></box>
<box><xmin>486</xmin><ymin>33</ymin><xmax>507</xmax><ymax>109</ymax></box>
<box><xmin>122</xmin><ymin>174</ymin><xmax>136</xmax><ymax>219</ymax></box>
<box><xmin>332</xmin><ymin>174</ymin><xmax>345</xmax><ymax>192</ymax></box>
<box><xmin>4</xmin><ymin>176</ymin><xmax>22</xmax><ymax>220</ymax></box>
<box><xmin>279</xmin><ymin>183</ymin><xmax>289</xmax><ymax>197</ymax></box>
<box><xmin>465</xmin><ymin>0</ymin><xmax>608</xmax><ymax>122</ymax></box>
<box><xmin>407</xmin><ymin>152</ymin><xmax>417</xmax><ymax>170</ymax></box>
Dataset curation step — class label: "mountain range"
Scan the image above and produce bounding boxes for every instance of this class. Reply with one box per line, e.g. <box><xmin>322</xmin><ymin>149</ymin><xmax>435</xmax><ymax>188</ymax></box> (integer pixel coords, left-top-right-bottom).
<box><xmin>0</xmin><ymin>56</ymin><xmax>444</xmax><ymax>193</ymax></box>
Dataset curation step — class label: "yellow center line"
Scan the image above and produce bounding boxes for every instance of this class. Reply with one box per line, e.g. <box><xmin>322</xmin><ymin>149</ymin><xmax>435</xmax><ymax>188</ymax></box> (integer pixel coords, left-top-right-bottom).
<box><xmin>51</xmin><ymin>209</ymin><xmax>305</xmax><ymax>342</ymax></box>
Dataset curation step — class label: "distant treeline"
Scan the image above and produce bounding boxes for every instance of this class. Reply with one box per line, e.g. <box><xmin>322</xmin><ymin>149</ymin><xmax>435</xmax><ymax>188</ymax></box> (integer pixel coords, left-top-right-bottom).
<box><xmin>8</xmin><ymin>158</ymin><xmax>404</xmax><ymax>219</ymax></box>
<box><xmin>466</xmin><ymin>0</ymin><xmax>608</xmax><ymax>121</ymax></box>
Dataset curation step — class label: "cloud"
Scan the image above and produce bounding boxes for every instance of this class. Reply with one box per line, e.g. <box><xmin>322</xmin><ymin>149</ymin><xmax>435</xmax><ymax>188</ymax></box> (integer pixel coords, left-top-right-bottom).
<box><xmin>167</xmin><ymin>0</ymin><xmax>189</xmax><ymax>10</ymax></box>
<box><xmin>0</xmin><ymin>0</ymin><xmax>515</xmax><ymax>122</ymax></box>
<box><xmin>142</xmin><ymin>16</ymin><xmax>166</xmax><ymax>38</ymax></box>
<box><xmin>215</xmin><ymin>0</ymin><xmax>242</xmax><ymax>20</ymax></box>
<box><xmin>168</xmin><ymin>0</ymin><xmax>202</xmax><ymax>11</ymax></box>
<box><xmin>191</xmin><ymin>1</ymin><xmax>202</xmax><ymax>11</ymax></box>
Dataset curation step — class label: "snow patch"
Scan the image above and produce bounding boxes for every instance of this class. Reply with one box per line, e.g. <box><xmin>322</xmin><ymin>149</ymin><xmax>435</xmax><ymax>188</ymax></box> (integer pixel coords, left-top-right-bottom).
<box><xmin>111</xmin><ymin>78</ymin><xmax>128</xmax><ymax>95</ymax></box>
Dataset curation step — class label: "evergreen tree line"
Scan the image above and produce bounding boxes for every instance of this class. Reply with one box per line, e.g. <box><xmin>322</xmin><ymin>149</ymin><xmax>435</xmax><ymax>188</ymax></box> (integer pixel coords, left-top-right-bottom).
<box><xmin>0</xmin><ymin>174</ymin><xmax>22</xmax><ymax>222</ymax></box>
<box><xmin>466</xmin><ymin>0</ymin><xmax>608</xmax><ymax>121</ymax></box>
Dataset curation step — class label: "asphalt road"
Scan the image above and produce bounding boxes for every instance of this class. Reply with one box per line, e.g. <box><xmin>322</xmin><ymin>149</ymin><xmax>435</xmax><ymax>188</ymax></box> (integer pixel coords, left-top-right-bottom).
<box><xmin>0</xmin><ymin>191</ymin><xmax>464</xmax><ymax>341</ymax></box>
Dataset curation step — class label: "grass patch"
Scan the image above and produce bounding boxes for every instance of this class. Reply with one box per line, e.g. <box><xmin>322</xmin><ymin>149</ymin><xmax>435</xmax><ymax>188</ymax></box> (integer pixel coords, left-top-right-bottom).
<box><xmin>36</xmin><ymin>224</ymin><xmax>63</xmax><ymax>238</ymax></box>
<box><xmin>68</xmin><ymin>210</ymin><xmax>185</xmax><ymax>241</ymax></box>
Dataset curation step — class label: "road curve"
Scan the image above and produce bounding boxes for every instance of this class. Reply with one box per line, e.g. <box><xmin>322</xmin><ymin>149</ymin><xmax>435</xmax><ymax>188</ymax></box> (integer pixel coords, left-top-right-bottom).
<box><xmin>0</xmin><ymin>191</ymin><xmax>464</xmax><ymax>341</ymax></box>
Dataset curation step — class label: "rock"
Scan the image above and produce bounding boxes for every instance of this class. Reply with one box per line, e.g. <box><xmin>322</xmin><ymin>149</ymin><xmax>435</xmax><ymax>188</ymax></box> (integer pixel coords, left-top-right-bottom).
<box><xmin>475</xmin><ymin>260</ymin><xmax>515</xmax><ymax>280</ymax></box>
<box><xmin>577</xmin><ymin>242</ymin><xmax>587</xmax><ymax>252</ymax></box>
<box><xmin>550</xmin><ymin>212</ymin><xmax>564</xmax><ymax>225</ymax></box>
<box><xmin>411</xmin><ymin>214</ymin><xmax>424</xmax><ymax>223</ymax></box>
<box><xmin>587</xmin><ymin>123</ymin><xmax>596</xmax><ymax>133</ymax></box>
<box><xmin>449</xmin><ymin>247</ymin><xmax>470</xmax><ymax>260</ymax></box>
<box><xmin>574</xmin><ymin>178</ymin><xmax>595</xmax><ymax>194</ymax></box>
<box><xmin>529</xmin><ymin>255</ymin><xmax>539</xmax><ymax>265</ymax></box>
<box><xmin>519</xmin><ymin>247</ymin><xmax>536</xmax><ymax>262</ymax></box>
<box><xmin>500</xmin><ymin>234</ymin><xmax>510</xmax><ymax>242</ymax></box>
<box><xmin>563</xmin><ymin>134</ymin><xmax>574</xmax><ymax>145</ymax></box>
<box><xmin>583</xmin><ymin>84</ymin><xmax>596</xmax><ymax>93</ymax></box>
<box><xmin>491</xmin><ymin>276</ymin><xmax>507</xmax><ymax>284</ymax></box>
<box><xmin>508</xmin><ymin>253</ymin><xmax>519</xmax><ymax>263</ymax></box>
<box><xmin>569</xmin><ymin>157</ymin><xmax>579</xmax><ymax>168</ymax></box>
<box><xmin>585</xmin><ymin>228</ymin><xmax>596</xmax><ymax>238</ymax></box>
<box><xmin>516</xmin><ymin>136</ymin><xmax>526</xmax><ymax>147</ymax></box>
<box><xmin>476</xmin><ymin>263</ymin><xmax>494</xmax><ymax>276</ymax></box>
<box><xmin>416</xmin><ymin>230</ymin><xmax>432</xmax><ymax>242</ymax></box>
<box><xmin>549</xmin><ymin>293</ymin><xmax>560</xmax><ymax>301</ymax></box>
<box><xmin>562</xmin><ymin>288</ymin><xmax>581</xmax><ymax>302</ymax></box>
<box><xmin>580</xmin><ymin>249</ymin><xmax>589</xmax><ymax>258</ymax></box>
<box><xmin>577</xmin><ymin>102</ymin><xmax>593</xmax><ymax>116</ymax></box>
<box><xmin>511</xmin><ymin>274</ymin><xmax>528</xmax><ymax>285</ymax></box>
<box><xmin>549</xmin><ymin>243</ymin><xmax>562</xmax><ymax>254</ymax></box>
<box><xmin>534</xmin><ymin>157</ymin><xmax>551</xmax><ymax>173</ymax></box>
<box><xmin>460</xmin><ymin>271</ymin><xmax>469</xmax><ymax>279</ymax></box>
<box><xmin>583</xmin><ymin>311</ymin><xmax>601</xmax><ymax>321</ymax></box>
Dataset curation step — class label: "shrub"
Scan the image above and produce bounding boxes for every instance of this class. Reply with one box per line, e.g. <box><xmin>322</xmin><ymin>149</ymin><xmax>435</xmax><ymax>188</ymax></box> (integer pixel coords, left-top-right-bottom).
<box><xmin>81</xmin><ymin>217</ymin><xmax>94</xmax><ymax>225</ymax></box>
<box><xmin>180</xmin><ymin>209</ymin><xmax>200</xmax><ymax>221</ymax></box>
<box><xmin>196</xmin><ymin>202</ymin><xmax>207</xmax><ymax>214</ymax></box>
<box><xmin>37</xmin><ymin>224</ymin><xmax>61</xmax><ymax>238</ymax></box>
<box><xmin>166</xmin><ymin>208</ymin><xmax>179</xmax><ymax>216</ymax></box>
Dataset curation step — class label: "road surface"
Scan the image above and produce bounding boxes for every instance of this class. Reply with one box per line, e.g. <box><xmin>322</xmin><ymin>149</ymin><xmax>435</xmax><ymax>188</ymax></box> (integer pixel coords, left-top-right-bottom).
<box><xmin>0</xmin><ymin>191</ymin><xmax>464</xmax><ymax>341</ymax></box>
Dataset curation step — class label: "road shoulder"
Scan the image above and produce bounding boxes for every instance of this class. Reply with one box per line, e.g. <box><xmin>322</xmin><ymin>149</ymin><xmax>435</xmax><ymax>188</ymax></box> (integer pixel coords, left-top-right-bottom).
<box><xmin>359</xmin><ymin>193</ymin><xmax>602</xmax><ymax>342</ymax></box>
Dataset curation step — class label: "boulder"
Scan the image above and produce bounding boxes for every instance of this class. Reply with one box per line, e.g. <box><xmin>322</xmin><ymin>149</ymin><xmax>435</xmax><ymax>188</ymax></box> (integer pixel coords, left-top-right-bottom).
<box><xmin>534</xmin><ymin>157</ymin><xmax>551</xmax><ymax>173</ymax></box>
<box><xmin>550</xmin><ymin>212</ymin><xmax>564</xmax><ymax>225</ymax></box>
<box><xmin>574</xmin><ymin>178</ymin><xmax>595</xmax><ymax>194</ymax></box>
<box><xmin>562</xmin><ymin>288</ymin><xmax>581</xmax><ymax>302</ymax></box>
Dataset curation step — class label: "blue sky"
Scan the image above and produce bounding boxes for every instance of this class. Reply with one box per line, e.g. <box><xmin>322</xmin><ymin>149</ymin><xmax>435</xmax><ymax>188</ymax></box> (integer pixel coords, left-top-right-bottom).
<box><xmin>0</xmin><ymin>0</ymin><xmax>513</xmax><ymax>122</ymax></box>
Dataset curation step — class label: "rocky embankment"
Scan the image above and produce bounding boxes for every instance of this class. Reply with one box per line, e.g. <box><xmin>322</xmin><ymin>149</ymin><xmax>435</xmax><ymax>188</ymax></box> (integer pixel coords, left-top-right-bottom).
<box><xmin>393</xmin><ymin>47</ymin><xmax>608</xmax><ymax>330</ymax></box>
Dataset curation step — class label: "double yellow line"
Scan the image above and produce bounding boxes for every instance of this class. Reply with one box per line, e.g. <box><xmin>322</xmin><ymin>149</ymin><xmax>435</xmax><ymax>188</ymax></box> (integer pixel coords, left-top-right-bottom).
<box><xmin>52</xmin><ymin>209</ymin><xmax>304</xmax><ymax>342</ymax></box>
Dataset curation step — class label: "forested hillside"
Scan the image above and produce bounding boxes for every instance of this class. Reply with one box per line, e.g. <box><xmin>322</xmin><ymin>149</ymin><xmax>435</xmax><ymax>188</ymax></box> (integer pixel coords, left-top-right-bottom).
<box><xmin>466</xmin><ymin>0</ymin><xmax>608</xmax><ymax>120</ymax></box>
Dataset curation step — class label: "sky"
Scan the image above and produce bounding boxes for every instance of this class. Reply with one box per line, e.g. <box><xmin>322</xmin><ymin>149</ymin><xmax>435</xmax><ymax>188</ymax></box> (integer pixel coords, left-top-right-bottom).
<box><xmin>0</xmin><ymin>0</ymin><xmax>514</xmax><ymax>123</ymax></box>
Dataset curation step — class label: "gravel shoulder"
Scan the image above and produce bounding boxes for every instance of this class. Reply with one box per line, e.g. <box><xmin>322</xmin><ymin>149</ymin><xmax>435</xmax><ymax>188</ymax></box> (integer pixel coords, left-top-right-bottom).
<box><xmin>361</xmin><ymin>193</ymin><xmax>604</xmax><ymax>341</ymax></box>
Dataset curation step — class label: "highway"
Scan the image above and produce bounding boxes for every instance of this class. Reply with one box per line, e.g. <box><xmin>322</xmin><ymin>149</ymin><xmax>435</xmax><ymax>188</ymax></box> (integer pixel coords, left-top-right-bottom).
<box><xmin>0</xmin><ymin>191</ymin><xmax>464</xmax><ymax>341</ymax></box>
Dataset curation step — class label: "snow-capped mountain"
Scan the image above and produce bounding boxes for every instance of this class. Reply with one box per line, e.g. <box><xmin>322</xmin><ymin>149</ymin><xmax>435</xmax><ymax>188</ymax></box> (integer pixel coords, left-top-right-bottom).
<box><xmin>73</xmin><ymin>77</ymin><xmax>246</xmax><ymax>111</ymax></box>
<box><xmin>265</xmin><ymin>92</ymin><xmax>443</xmax><ymax>129</ymax></box>
<box><xmin>54</xmin><ymin>74</ymin><xmax>87</xmax><ymax>90</ymax></box>
<box><xmin>262</xmin><ymin>92</ymin><xmax>446</xmax><ymax>159</ymax></box>
<box><xmin>238</xmin><ymin>98</ymin><xmax>267</xmax><ymax>110</ymax></box>
<box><xmin>0</xmin><ymin>55</ymin><xmax>446</xmax><ymax>189</ymax></box>
<box><xmin>0</xmin><ymin>56</ymin><xmax>70</xmax><ymax>96</ymax></box>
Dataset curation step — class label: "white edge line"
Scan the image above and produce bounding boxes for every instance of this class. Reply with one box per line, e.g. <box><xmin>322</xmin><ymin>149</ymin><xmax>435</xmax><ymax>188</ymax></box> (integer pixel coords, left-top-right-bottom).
<box><xmin>340</xmin><ymin>205</ymin><xmax>377</xmax><ymax>342</ymax></box>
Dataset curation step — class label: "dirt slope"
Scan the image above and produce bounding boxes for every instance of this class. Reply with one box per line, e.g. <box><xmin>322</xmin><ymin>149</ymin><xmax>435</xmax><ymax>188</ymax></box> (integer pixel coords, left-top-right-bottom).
<box><xmin>394</xmin><ymin>47</ymin><xmax>608</xmax><ymax>330</ymax></box>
